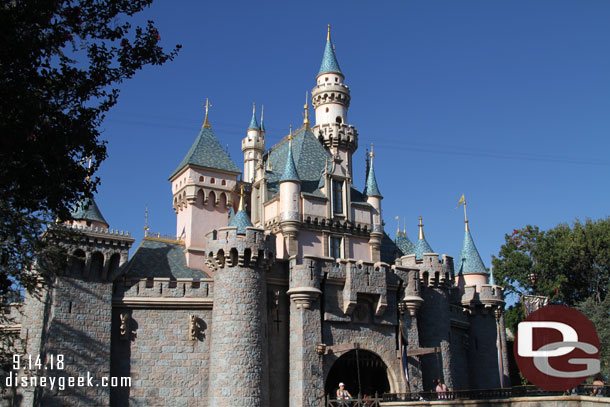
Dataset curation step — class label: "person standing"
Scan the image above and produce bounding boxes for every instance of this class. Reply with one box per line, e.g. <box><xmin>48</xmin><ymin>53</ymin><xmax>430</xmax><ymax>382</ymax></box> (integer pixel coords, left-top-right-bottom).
<box><xmin>435</xmin><ymin>379</ymin><xmax>448</xmax><ymax>399</ymax></box>
<box><xmin>337</xmin><ymin>382</ymin><xmax>352</xmax><ymax>404</ymax></box>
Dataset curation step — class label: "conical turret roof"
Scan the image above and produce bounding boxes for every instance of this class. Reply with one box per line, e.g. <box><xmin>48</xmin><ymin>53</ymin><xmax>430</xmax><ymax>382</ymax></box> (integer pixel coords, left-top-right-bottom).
<box><xmin>248</xmin><ymin>106</ymin><xmax>259</xmax><ymax>130</ymax></box>
<box><xmin>414</xmin><ymin>217</ymin><xmax>433</xmax><ymax>260</ymax></box>
<box><xmin>229</xmin><ymin>188</ymin><xmax>253</xmax><ymax>234</ymax></box>
<box><xmin>364</xmin><ymin>161</ymin><xmax>381</xmax><ymax>197</ymax></box>
<box><xmin>170</xmin><ymin>124</ymin><xmax>240</xmax><ymax>180</ymax></box>
<box><xmin>396</xmin><ymin>233</ymin><xmax>415</xmax><ymax>256</ymax></box>
<box><xmin>279</xmin><ymin>137</ymin><xmax>300</xmax><ymax>183</ymax></box>
<box><xmin>457</xmin><ymin>228</ymin><xmax>488</xmax><ymax>275</ymax></box>
<box><xmin>70</xmin><ymin>197</ymin><xmax>108</xmax><ymax>226</ymax></box>
<box><xmin>318</xmin><ymin>26</ymin><xmax>343</xmax><ymax>77</ymax></box>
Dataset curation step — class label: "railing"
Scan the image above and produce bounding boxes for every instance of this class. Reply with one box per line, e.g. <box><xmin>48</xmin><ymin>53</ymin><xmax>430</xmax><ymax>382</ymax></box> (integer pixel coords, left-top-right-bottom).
<box><xmin>326</xmin><ymin>393</ymin><xmax>382</xmax><ymax>407</ymax></box>
<box><xmin>383</xmin><ymin>385</ymin><xmax>610</xmax><ymax>402</ymax></box>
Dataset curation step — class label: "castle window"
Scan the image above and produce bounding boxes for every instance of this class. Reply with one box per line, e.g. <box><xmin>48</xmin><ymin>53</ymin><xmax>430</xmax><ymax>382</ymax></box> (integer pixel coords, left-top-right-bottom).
<box><xmin>199</xmin><ymin>176</ymin><xmax>204</xmax><ymax>182</ymax></box>
<box><xmin>336</xmin><ymin>116</ymin><xmax>342</xmax><ymax>124</ymax></box>
<box><xmin>332</xmin><ymin>180</ymin><xmax>344</xmax><ymax>215</ymax></box>
<box><xmin>335</xmin><ymin>77</ymin><xmax>338</xmax><ymax>82</ymax></box>
<box><xmin>330</xmin><ymin>236</ymin><xmax>342</xmax><ymax>259</ymax></box>
<box><xmin>325</xmin><ymin>77</ymin><xmax>329</xmax><ymax>82</ymax></box>
<box><xmin>221</xmin><ymin>180</ymin><xmax>226</xmax><ymax>186</ymax></box>
<box><xmin>210</xmin><ymin>178</ymin><xmax>215</xmax><ymax>184</ymax></box>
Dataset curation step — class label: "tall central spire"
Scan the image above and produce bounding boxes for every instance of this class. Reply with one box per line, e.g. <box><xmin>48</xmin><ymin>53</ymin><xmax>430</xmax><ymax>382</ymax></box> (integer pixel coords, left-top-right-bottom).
<box><xmin>318</xmin><ymin>24</ymin><xmax>342</xmax><ymax>77</ymax></box>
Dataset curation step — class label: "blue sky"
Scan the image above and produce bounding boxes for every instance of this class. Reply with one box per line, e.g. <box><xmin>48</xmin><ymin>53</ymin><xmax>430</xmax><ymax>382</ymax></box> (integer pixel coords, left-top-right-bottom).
<box><xmin>95</xmin><ymin>1</ymin><xmax>610</xmax><ymax>297</ymax></box>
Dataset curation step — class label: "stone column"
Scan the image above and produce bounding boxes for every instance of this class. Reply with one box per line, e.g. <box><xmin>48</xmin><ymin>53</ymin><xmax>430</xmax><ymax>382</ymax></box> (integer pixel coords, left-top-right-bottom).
<box><xmin>207</xmin><ymin>249</ymin><xmax>268</xmax><ymax>406</ymax></box>
<box><xmin>287</xmin><ymin>258</ymin><xmax>324</xmax><ymax>407</ymax></box>
<box><xmin>401</xmin><ymin>311</ymin><xmax>424</xmax><ymax>392</ymax></box>
<box><xmin>496</xmin><ymin>309</ymin><xmax>511</xmax><ymax>387</ymax></box>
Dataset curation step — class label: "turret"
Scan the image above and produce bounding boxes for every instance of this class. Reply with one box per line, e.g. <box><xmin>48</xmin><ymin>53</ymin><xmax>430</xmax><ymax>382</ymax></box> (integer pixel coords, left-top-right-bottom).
<box><xmin>68</xmin><ymin>197</ymin><xmax>109</xmax><ymax>230</ymax></box>
<box><xmin>456</xmin><ymin>212</ymin><xmax>490</xmax><ymax>292</ymax></box>
<box><xmin>311</xmin><ymin>25</ymin><xmax>358</xmax><ymax>177</ymax></box>
<box><xmin>242</xmin><ymin>103</ymin><xmax>265</xmax><ymax>183</ymax></box>
<box><xmin>169</xmin><ymin>99</ymin><xmax>241</xmax><ymax>270</ymax></box>
<box><xmin>414</xmin><ymin>216</ymin><xmax>434</xmax><ymax>260</ymax></box>
<box><xmin>279</xmin><ymin>128</ymin><xmax>301</xmax><ymax>257</ymax></box>
<box><xmin>364</xmin><ymin>146</ymin><xmax>383</xmax><ymax>261</ymax></box>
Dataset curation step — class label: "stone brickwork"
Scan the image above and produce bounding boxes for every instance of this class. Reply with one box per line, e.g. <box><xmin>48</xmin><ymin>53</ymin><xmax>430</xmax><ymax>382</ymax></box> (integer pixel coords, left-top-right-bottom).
<box><xmin>110</xmin><ymin>308</ymin><xmax>211</xmax><ymax>406</ymax></box>
<box><xmin>205</xmin><ymin>226</ymin><xmax>273</xmax><ymax>407</ymax></box>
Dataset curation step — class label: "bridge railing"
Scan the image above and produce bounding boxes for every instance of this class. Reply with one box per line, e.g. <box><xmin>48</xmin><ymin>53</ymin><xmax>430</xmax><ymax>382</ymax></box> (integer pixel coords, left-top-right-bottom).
<box><xmin>383</xmin><ymin>384</ymin><xmax>609</xmax><ymax>402</ymax></box>
<box><xmin>326</xmin><ymin>393</ymin><xmax>382</xmax><ymax>406</ymax></box>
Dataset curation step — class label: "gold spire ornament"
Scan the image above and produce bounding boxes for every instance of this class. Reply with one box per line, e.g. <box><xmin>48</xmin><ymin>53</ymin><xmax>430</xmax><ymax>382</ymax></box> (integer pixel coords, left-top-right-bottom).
<box><xmin>418</xmin><ymin>216</ymin><xmax>425</xmax><ymax>240</ymax></box>
<box><xmin>303</xmin><ymin>91</ymin><xmax>310</xmax><ymax>128</ymax></box>
<box><xmin>261</xmin><ymin>105</ymin><xmax>264</xmax><ymax>127</ymax></box>
<box><xmin>395</xmin><ymin>215</ymin><xmax>400</xmax><ymax>235</ymax></box>
<box><xmin>252</xmin><ymin>102</ymin><xmax>256</xmax><ymax>116</ymax></box>
<box><xmin>327</xmin><ymin>24</ymin><xmax>331</xmax><ymax>41</ymax></box>
<box><xmin>202</xmin><ymin>98</ymin><xmax>212</xmax><ymax>128</ymax></box>
<box><xmin>369</xmin><ymin>143</ymin><xmax>375</xmax><ymax>166</ymax></box>
<box><xmin>457</xmin><ymin>194</ymin><xmax>468</xmax><ymax>231</ymax></box>
<box><xmin>86</xmin><ymin>156</ymin><xmax>92</xmax><ymax>182</ymax></box>
<box><xmin>144</xmin><ymin>203</ymin><xmax>150</xmax><ymax>237</ymax></box>
<box><xmin>288</xmin><ymin>125</ymin><xmax>293</xmax><ymax>141</ymax></box>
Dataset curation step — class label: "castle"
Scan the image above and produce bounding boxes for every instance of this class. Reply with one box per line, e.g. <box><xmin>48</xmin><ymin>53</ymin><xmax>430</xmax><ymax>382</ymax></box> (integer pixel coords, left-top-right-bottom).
<box><xmin>5</xmin><ymin>27</ymin><xmax>509</xmax><ymax>406</ymax></box>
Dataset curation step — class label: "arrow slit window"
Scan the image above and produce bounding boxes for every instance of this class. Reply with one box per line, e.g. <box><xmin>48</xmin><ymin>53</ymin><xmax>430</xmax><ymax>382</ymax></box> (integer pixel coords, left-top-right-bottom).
<box><xmin>332</xmin><ymin>180</ymin><xmax>344</xmax><ymax>215</ymax></box>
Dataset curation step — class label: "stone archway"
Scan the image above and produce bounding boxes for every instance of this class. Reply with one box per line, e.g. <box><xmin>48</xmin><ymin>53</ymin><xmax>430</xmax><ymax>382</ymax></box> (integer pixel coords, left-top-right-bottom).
<box><xmin>325</xmin><ymin>349</ymin><xmax>391</xmax><ymax>399</ymax></box>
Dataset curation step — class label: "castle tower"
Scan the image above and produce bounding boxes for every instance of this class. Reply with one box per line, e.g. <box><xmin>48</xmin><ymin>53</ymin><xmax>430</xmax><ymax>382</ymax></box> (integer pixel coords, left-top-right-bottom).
<box><xmin>456</xmin><ymin>206</ymin><xmax>489</xmax><ymax>291</ymax></box>
<box><xmin>169</xmin><ymin>101</ymin><xmax>241</xmax><ymax>270</ymax></box>
<box><xmin>364</xmin><ymin>147</ymin><xmax>383</xmax><ymax>261</ymax></box>
<box><xmin>206</xmin><ymin>190</ymin><xmax>272</xmax><ymax>407</ymax></box>
<box><xmin>279</xmin><ymin>129</ymin><xmax>301</xmax><ymax>256</ymax></box>
<box><xmin>242</xmin><ymin>104</ymin><xmax>265</xmax><ymax>184</ymax></box>
<box><xmin>19</xmin><ymin>198</ymin><xmax>133</xmax><ymax>406</ymax></box>
<box><xmin>311</xmin><ymin>25</ymin><xmax>358</xmax><ymax>178</ymax></box>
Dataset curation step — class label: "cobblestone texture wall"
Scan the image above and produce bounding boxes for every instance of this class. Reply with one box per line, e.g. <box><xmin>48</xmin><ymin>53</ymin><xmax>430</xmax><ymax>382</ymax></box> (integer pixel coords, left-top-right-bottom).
<box><xmin>110</xmin><ymin>308</ymin><xmax>211</xmax><ymax>407</ymax></box>
<box><xmin>207</xmin><ymin>263</ymin><xmax>268</xmax><ymax>407</ymax></box>
<box><xmin>467</xmin><ymin>310</ymin><xmax>502</xmax><ymax>389</ymax></box>
<box><xmin>41</xmin><ymin>277</ymin><xmax>113</xmax><ymax>406</ymax></box>
<box><xmin>418</xmin><ymin>287</ymin><xmax>454</xmax><ymax>391</ymax></box>
<box><xmin>266</xmin><ymin>283</ymin><xmax>290</xmax><ymax>407</ymax></box>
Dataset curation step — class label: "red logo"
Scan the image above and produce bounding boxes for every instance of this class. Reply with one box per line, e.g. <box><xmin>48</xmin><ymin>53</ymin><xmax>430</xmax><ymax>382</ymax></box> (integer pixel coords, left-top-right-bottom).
<box><xmin>514</xmin><ymin>305</ymin><xmax>600</xmax><ymax>391</ymax></box>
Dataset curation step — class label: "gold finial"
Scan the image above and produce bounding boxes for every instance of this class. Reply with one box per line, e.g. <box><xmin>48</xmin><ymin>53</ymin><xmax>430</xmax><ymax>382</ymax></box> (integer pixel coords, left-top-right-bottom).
<box><xmin>418</xmin><ymin>216</ymin><xmax>425</xmax><ymax>240</ymax></box>
<box><xmin>86</xmin><ymin>156</ymin><xmax>92</xmax><ymax>182</ymax></box>
<box><xmin>327</xmin><ymin>24</ymin><xmax>331</xmax><ymax>41</ymax></box>
<box><xmin>395</xmin><ymin>216</ymin><xmax>400</xmax><ymax>235</ymax></box>
<box><xmin>403</xmin><ymin>217</ymin><xmax>406</xmax><ymax>234</ymax></box>
<box><xmin>457</xmin><ymin>194</ymin><xmax>468</xmax><ymax>231</ymax></box>
<box><xmin>288</xmin><ymin>125</ymin><xmax>293</xmax><ymax>141</ymax></box>
<box><xmin>303</xmin><ymin>91</ymin><xmax>310</xmax><ymax>128</ymax></box>
<box><xmin>144</xmin><ymin>203</ymin><xmax>150</xmax><ymax>237</ymax></box>
<box><xmin>252</xmin><ymin>102</ymin><xmax>256</xmax><ymax>115</ymax></box>
<box><xmin>261</xmin><ymin>104</ymin><xmax>264</xmax><ymax>123</ymax></box>
<box><xmin>203</xmin><ymin>98</ymin><xmax>212</xmax><ymax>128</ymax></box>
<box><xmin>238</xmin><ymin>185</ymin><xmax>246</xmax><ymax>211</ymax></box>
<box><xmin>369</xmin><ymin>143</ymin><xmax>375</xmax><ymax>166</ymax></box>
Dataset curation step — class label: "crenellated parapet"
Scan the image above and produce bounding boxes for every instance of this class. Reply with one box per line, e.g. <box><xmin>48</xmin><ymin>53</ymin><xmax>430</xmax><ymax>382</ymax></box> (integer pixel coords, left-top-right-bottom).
<box><xmin>314</xmin><ymin>122</ymin><xmax>358</xmax><ymax>152</ymax></box>
<box><xmin>399</xmin><ymin>253</ymin><xmax>454</xmax><ymax>288</ymax></box>
<box><xmin>341</xmin><ymin>260</ymin><xmax>389</xmax><ymax>316</ymax></box>
<box><xmin>461</xmin><ymin>283</ymin><xmax>505</xmax><ymax>312</ymax></box>
<box><xmin>204</xmin><ymin>226</ymin><xmax>275</xmax><ymax>272</ymax></box>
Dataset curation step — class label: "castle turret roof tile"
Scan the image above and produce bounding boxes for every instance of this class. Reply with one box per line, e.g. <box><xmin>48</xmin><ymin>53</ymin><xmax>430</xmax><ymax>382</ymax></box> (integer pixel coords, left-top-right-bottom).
<box><xmin>457</xmin><ymin>229</ymin><xmax>488</xmax><ymax>275</ymax></box>
<box><xmin>70</xmin><ymin>197</ymin><xmax>108</xmax><ymax>226</ymax></box>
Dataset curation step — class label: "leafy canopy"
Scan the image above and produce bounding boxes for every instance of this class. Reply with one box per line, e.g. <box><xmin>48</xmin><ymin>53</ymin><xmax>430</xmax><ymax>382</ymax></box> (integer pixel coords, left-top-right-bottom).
<box><xmin>0</xmin><ymin>0</ymin><xmax>180</xmax><ymax>301</ymax></box>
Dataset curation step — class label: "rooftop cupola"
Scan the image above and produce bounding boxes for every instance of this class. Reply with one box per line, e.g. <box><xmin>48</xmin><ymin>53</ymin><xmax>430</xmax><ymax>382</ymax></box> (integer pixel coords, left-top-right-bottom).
<box><xmin>395</xmin><ymin>217</ymin><xmax>415</xmax><ymax>256</ymax></box>
<box><xmin>242</xmin><ymin>103</ymin><xmax>265</xmax><ymax>183</ymax></box>
<box><xmin>365</xmin><ymin>145</ymin><xmax>383</xmax><ymax>261</ymax></box>
<box><xmin>364</xmin><ymin>145</ymin><xmax>382</xmax><ymax>198</ymax></box>
<box><xmin>279</xmin><ymin>127</ymin><xmax>302</xmax><ymax>257</ymax></box>
<box><xmin>228</xmin><ymin>185</ymin><xmax>253</xmax><ymax>235</ymax></box>
<box><xmin>414</xmin><ymin>216</ymin><xmax>434</xmax><ymax>260</ymax></box>
<box><xmin>456</xmin><ymin>196</ymin><xmax>490</xmax><ymax>290</ymax></box>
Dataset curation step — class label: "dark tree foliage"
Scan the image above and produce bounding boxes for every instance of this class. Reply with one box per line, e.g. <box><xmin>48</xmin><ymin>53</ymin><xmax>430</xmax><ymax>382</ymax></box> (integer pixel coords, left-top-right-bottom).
<box><xmin>0</xmin><ymin>1</ymin><xmax>179</xmax><ymax>304</ymax></box>
<box><xmin>493</xmin><ymin>219</ymin><xmax>610</xmax><ymax>378</ymax></box>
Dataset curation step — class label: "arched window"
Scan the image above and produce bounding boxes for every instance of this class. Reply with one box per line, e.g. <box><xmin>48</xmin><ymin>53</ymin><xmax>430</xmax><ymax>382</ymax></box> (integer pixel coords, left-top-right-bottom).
<box><xmin>336</xmin><ymin>116</ymin><xmax>342</xmax><ymax>124</ymax></box>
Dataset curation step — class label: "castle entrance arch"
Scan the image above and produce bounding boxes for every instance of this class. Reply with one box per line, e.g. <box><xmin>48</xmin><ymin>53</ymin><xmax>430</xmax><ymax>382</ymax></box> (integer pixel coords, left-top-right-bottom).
<box><xmin>325</xmin><ymin>350</ymin><xmax>391</xmax><ymax>399</ymax></box>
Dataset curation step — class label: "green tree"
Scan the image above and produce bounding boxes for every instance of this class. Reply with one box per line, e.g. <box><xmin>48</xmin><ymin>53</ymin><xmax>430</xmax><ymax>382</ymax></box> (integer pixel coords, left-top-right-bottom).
<box><xmin>577</xmin><ymin>296</ymin><xmax>610</xmax><ymax>379</ymax></box>
<box><xmin>493</xmin><ymin>219</ymin><xmax>610</xmax><ymax>376</ymax></box>
<box><xmin>0</xmin><ymin>0</ymin><xmax>179</xmax><ymax>317</ymax></box>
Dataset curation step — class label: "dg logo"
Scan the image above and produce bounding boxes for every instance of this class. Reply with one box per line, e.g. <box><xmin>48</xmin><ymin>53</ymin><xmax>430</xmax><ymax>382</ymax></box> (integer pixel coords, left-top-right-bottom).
<box><xmin>514</xmin><ymin>305</ymin><xmax>600</xmax><ymax>391</ymax></box>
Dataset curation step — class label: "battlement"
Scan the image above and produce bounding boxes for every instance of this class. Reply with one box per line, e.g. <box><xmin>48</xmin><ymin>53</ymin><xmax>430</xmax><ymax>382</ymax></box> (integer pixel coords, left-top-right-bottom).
<box><xmin>56</xmin><ymin>223</ymin><xmax>133</xmax><ymax>240</ymax></box>
<box><xmin>399</xmin><ymin>253</ymin><xmax>454</xmax><ymax>288</ymax></box>
<box><xmin>461</xmin><ymin>283</ymin><xmax>505</xmax><ymax>310</ymax></box>
<box><xmin>311</xmin><ymin>82</ymin><xmax>351</xmax><ymax>108</ymax></box>
<box><xmin>314</xmin><ymin>122</ymin><xmax>358</xmax><ymax>151</ymax></box>
<box><xmin>242</xmin><ymin>134</ymin><xmax>265</xmax><ymax>151</ymax></box>
<box><xmin>204</xmin><ymin>226</ymin><xmax>275</xmax><ymax>272</ymax></box>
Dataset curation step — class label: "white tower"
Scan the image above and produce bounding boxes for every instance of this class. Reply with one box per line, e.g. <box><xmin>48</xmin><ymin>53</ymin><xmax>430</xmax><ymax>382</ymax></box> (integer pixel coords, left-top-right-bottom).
<box><xmin>242</xmin><ymin>103</ymin><xmax>265</xmax><ymax>184</ymax></box>
<box><xmin>311</xmin><ymin>25</ymin><xmax>358</xmax><ymax>177</ymax></box>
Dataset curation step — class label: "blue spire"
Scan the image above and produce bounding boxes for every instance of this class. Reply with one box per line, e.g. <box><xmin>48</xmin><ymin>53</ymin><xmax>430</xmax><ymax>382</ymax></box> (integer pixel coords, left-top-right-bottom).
<box><xmin>279</xmin><ymin>134</ymin><xmax>300</xmax><ymax>183</ymax></box>
<box><xmin>414</xmin><ymin>216</ymin><xmax>434</xmax><ymax>260</ymax></box>
<box><xmin>229</xmin><ymin>187</ymin><xmax>253</xmax><ymax>234</ymax></box>
<box><xmin>364</xmin><ymin>149</ymin><xmax>381</xmax><ymax>197</ymax></box>
<box><xmin>457</xmin><ymin>224</ymin><xmax>488</xmax><ymax>275</ymax></box>
<box><xmin>248</xmin><ymin>104</ymin><xmax>259</xmax><ymax>130</ymax></box>
<box><xmin>396</xmin><ymin>233</ymin><xmax>415</xmax><ymax>256</ymax></box>
<box><xmin>318</xmin><ymin>25</ymin><xmax>343</xmax><ymax>77</ymax></box>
